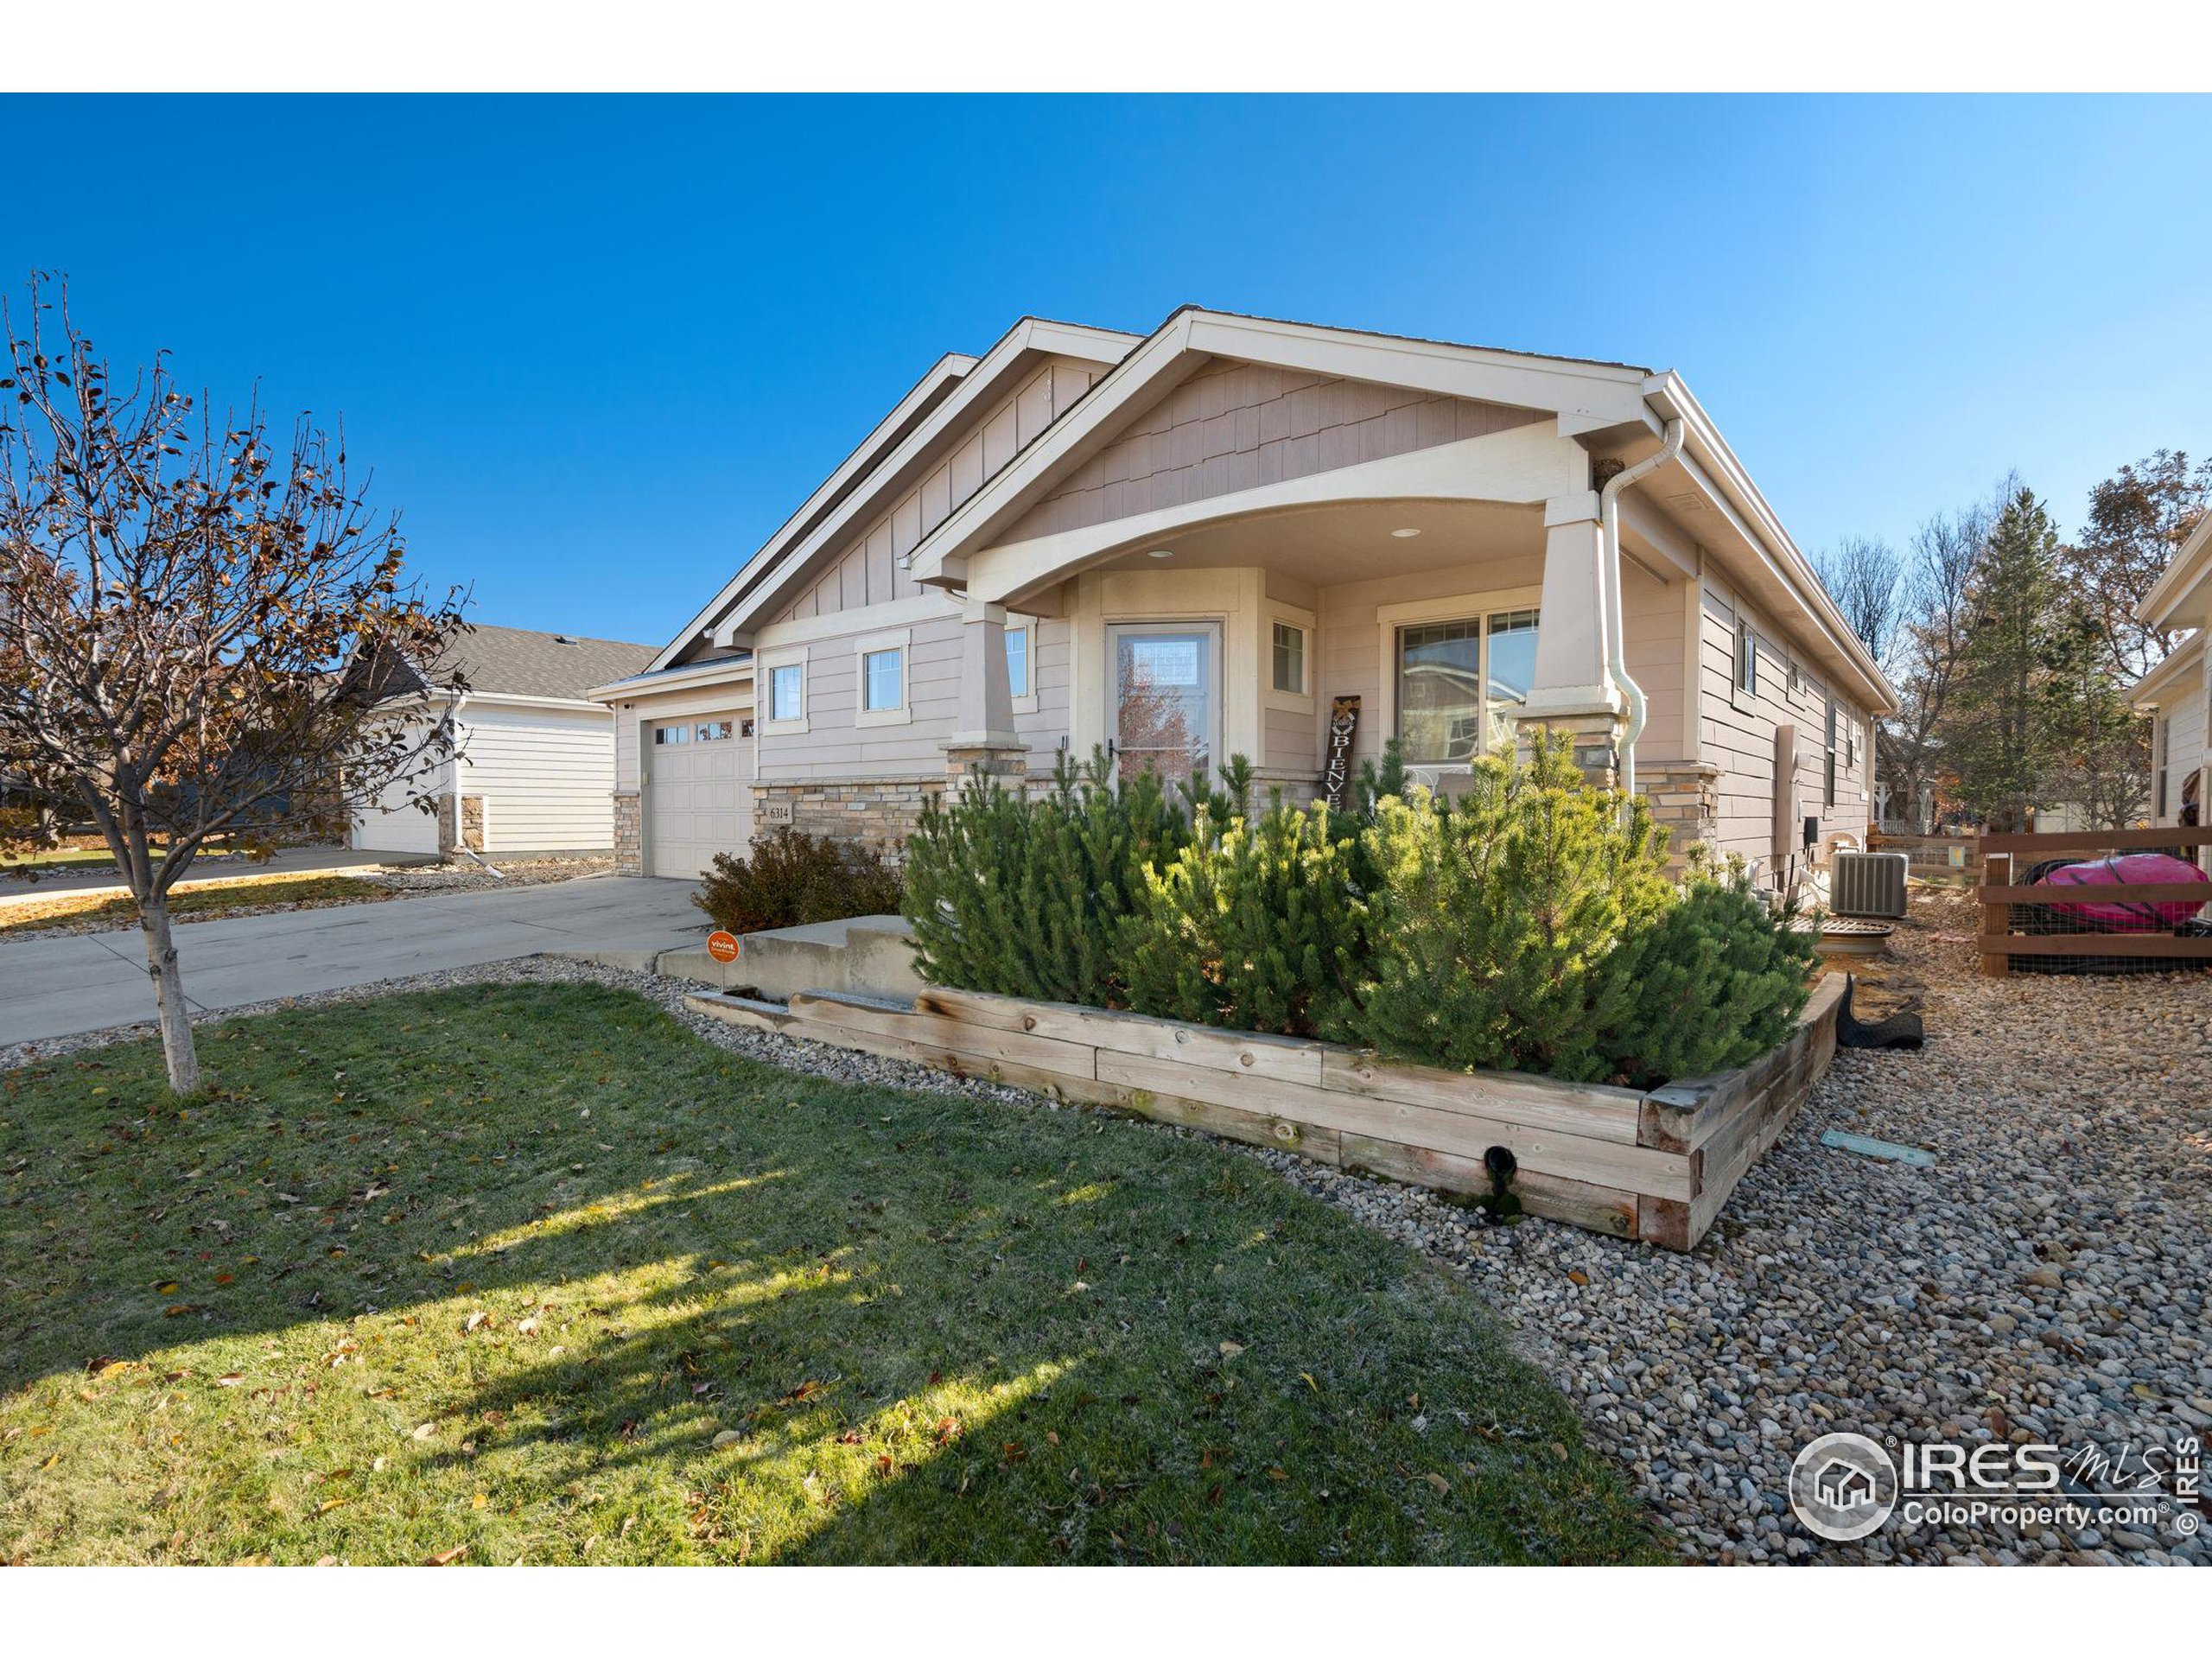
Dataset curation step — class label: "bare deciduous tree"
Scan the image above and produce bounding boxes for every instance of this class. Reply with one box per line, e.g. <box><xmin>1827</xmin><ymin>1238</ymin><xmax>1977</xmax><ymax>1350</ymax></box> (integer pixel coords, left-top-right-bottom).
<box><xmin>0</xmin><ymin>276</ymin><xmax>465</xmax><ymax>1091</ymax></box>
<box><xmin>1815</xmin><ymin>533</ymin><xmax>1905</xmax><ymax>677</ymax></box>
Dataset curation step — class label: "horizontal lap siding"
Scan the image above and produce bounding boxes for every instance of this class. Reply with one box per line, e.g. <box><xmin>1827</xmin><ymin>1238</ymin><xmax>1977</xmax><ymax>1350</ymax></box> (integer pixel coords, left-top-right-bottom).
<box><xmin>1621</xmin><ymin>563</ymin><xmax>1686</xmax><ymax>762</ymax></box>
<box><xmin>458</xmin><ymin>703</ymin><xmax>620</xmax><ymax>852</ymax></box>
<box><xmin>760</xmin><ymin>603</ymin><xmax>972</xmax><ymax>781</ymax></box>
<box><xmin>1699</xmin><ymin>577</ymin><xmax>1873</xmax><ymax>861</ymax></box>
<box><xmin>1018</xmin><ymin>615</ymin><xmax>1074</xmax><ymax>762</ymax></box>
<box><xmin>778</xmin><ymin>358</ymin><xmax>1101</xmax><ymax>625</ymax></box>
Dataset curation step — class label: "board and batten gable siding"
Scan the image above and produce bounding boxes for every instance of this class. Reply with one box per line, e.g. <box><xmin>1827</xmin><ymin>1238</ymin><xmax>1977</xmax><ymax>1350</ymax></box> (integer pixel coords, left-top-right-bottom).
<box><xmin>455</xmin><ymin>701</ymin><xmax>621</xmax><ymax>853</ymax></box>
<box><xmin>1696</xmin><ymin>575</ymin><xmax>1873</xmax><ymax>861</ymax></box>
<box><xmin>1001</xmin><ymin>359</ymin><xmax>1549</xmax><ymax>545</ymax></box>
<box><xmin>775</xmin><ymin>357</ymin><xmax>1103</xmax><ymax>626</ymax></box>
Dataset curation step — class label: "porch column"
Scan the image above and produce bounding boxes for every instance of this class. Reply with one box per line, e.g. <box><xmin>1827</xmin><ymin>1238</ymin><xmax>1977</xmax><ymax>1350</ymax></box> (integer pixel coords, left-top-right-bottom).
<box><xmin>943</xmin><ymin>597</ymin><xmax>1028</xmax><ymax>786</ymax></box>
<box><xmin>1516</xmin><ymin>491</ymin><xmax>1624</xmax><ymax>787</ymax></box>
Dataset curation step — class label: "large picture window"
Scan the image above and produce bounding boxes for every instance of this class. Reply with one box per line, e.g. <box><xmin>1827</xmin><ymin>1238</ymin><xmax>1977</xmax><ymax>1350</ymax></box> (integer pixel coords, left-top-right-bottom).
<box><xmin>1394</xmin><ymin>608</ymin><xmax>1539</xmax><ymax>766</ymax></box>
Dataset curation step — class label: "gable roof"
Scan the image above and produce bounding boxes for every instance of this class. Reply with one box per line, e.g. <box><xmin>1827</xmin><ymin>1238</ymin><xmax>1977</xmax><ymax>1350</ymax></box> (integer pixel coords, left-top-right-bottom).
<box><xmin>397</xmin><ymin>624</ymin><xmax>655</xmax><ymax>703</ymax></box>
<box><xmin>2137</xmin><ymin>506</ymin><xmax>2212</xmax><ymax>632</ymax></box>
<box><xmin>647</xmin><ymin>315</ymin><xmax>1142</xmax><ymax>670</ymax></box>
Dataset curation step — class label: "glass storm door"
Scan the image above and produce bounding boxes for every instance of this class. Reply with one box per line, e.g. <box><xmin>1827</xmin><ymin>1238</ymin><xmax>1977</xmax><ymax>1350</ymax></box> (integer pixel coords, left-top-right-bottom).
<box><xmin>1110</xmin><ymin>623</ymin><xmax>1220</xmax><ymax>786</ymax></box>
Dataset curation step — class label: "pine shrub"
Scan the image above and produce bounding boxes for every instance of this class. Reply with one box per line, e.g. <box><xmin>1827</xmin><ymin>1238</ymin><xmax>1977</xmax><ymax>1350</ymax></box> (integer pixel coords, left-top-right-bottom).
<box><xmin>1351</xmin><ymin>734</ymin><xmax>1676</xmax><ymax>1082</ymax></box>
<box><xmin>1606</xmin><ymin>850</ymin><xmax>1817</xmax><ymax>1082</ymax></box>
<box><xmin>693</xmin><ymin>826</ymin><xmax>903</xmax><ymax>936</ymax></box>
<box><xmin>900</xmin><ymin>749</ymin><xmax>1190</xmax><ymax>1006</ymax></box>
<box><xmin>1126</xmin><ymin>788</ymin><xmax>1368</xmax><ymax>1039</ymax></box>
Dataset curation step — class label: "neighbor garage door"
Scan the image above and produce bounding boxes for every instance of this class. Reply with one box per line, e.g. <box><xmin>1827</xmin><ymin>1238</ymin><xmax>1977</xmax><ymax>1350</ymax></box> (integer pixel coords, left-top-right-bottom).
<box><xmin>645</xmin><ymin>715</ymin><xmax>753</xmax><ymax>878</ymax></box>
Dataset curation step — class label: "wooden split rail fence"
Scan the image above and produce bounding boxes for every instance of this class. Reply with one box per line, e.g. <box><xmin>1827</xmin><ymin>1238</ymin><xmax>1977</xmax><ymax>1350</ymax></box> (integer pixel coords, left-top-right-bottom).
<box><xmin>687</xmin><ymin>976</ymin><xmax>1847</xmax><ymax>1251</ymax></box>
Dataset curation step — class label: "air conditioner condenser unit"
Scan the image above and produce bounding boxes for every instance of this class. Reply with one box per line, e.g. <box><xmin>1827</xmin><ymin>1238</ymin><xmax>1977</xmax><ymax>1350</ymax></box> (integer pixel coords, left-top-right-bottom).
<box><xmin>1830</xmin><ymin>850</ymin><xmax>1909</xmax><ymax>919</ymax></box>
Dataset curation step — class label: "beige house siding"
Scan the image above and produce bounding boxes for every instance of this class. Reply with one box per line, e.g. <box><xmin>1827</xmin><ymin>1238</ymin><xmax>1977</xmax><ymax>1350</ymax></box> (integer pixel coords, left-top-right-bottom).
<box><xmin>612</xmin><ymin>681</ymin><xmax>755</xmax><ymax>795</ymax></box>
<box><xmin>1001</xmin><ymin>360</ymin><xmax>1548</xmax><ymax>546</ymax></box>
<box><xmin>2152</xmin><ymin>650</ymin><xmax>2208</xmax><ymax>825</ymax></box>
<box><xmin>1698</xmin><ymin>573</ymin><xmax>1873</xmax><ymax>863</ymax></box>
<box><xmin>776</xmin><ymin>357</ymin><xmax>1103</xmax><ymax>625</ymax></box>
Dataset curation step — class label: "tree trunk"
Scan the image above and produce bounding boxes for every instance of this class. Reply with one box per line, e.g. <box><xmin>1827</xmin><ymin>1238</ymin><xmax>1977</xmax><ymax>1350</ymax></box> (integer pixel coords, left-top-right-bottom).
<box><xmin>138</xmin><ymin>893</ymin><xmax>200</xmax><ymax>1094</ymax></box>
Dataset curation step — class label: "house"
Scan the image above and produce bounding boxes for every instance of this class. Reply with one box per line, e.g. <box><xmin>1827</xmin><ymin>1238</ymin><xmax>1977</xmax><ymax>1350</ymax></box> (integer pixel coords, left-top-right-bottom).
<box><xmin>2128</xmin><ymin>508</ymin><xmax>2211</xmax><ymax>825</ymax></box>
<box><xmin>1814</xmin><ymin>1458</ymin><xmax>1877</xmax><ymax>1511</ymax></box>
<box><xmin>588</xmin><ymin>308</ymin><xmax>1895</xmax><ymax>880</ymax></box>
<box><xmin>350</xmin><ymin>624</ymin><xmax>653</xmax><ymax>858</ymax></box>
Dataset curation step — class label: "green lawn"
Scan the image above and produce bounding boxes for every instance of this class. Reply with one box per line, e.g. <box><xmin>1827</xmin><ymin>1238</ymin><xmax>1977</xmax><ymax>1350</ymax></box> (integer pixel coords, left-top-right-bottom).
<box><xmin>0</xmin><ymin>983</ymin><xmax>1659</xmax><ymax>1565</ymax></box>
<box><xmin>1</xmin><ymin>846</ymin><xmax>120</xmax><ymax>873</ymax></box>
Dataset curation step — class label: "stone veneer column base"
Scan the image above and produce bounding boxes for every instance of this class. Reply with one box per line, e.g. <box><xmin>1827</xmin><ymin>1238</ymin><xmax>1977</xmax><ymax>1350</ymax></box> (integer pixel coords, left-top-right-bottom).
<box><xmin>613</xmin><ymin>791</ymin><xmax>642</xmax><ymax>875</ymax></box>
<box><xmin>1513</xmin><ymin>712</ymin><xmax>1622</xmax><ymax>791</ymax></box>
<box><xmin>1637</xmin><ymin>760</ymin><xmax>1722</xmax><ymax>864</ymax></box>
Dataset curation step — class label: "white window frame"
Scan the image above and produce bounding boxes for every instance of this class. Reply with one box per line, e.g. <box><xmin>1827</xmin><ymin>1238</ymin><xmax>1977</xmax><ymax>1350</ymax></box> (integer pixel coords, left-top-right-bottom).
<box><xmin>759</xmin><ymin>645</ymin><xmax>809</xmax><ymax>734</ymax></box>
<box><xmin>853</xmin><ymin>626</ymin><xmax>913</xmax><ymax>728</ymax></box>
<box><xmin>1374</xmin><ymin>587</ymin><xmax>1542</xmax><ymax>770</ymax></box>
<box><xmin>1264</xmin><ymin>604</ymin><xmax>1316</xmax><ymax>714</ymax></box>
<box><xmin>1732</xmin><ymin>608</ymin><xmax>1760</xmax><ymax>714</ymax></box>
<box><xmin>1006</xmin><ymin>615</ymin><xmax>1039</xmax><ymax>715</ymax></box>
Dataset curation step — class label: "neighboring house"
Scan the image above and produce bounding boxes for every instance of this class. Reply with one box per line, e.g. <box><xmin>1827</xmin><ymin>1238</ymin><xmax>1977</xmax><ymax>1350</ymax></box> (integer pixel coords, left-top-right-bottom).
<box><xmin>590</xmin><ymin>308</ymin><xmax>1894</xmax><ymax>880</ymax></box>
<box><xmin>350</xmin><ymin>625</ymin><xmax>653</xmax><ymax>857</ymax></box>
<box><xmin>2129</xmin><ymin>509</ymin><xmax>2212</xmax><ymax>826</ymax></box>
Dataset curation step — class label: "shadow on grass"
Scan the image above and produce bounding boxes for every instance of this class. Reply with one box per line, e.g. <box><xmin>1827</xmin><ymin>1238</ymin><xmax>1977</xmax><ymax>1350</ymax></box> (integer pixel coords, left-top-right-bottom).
<box><xmin>0</xmin><ymin>982</ymin><xmax>1659</xmax><ymax>1564</ymax></box>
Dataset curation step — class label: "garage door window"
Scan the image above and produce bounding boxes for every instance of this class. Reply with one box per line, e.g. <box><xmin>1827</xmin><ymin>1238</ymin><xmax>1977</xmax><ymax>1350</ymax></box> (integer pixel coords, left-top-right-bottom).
<box><xmin>653</xmin><ymin>724</ymin><xmax>689</xmax><ymax>746</ymax></box>
<box><xmin>696</xmin><ymin>721</ymin><xmax>733</xmax><ymax>741</ymax></box>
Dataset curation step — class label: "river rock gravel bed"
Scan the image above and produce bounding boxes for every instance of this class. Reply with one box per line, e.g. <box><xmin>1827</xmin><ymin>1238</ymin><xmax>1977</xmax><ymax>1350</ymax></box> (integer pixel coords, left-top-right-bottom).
<box><xmin>6</xmin><ymin>910</ymin><xmax>2205</xmax><ymax>1567</ymax></box>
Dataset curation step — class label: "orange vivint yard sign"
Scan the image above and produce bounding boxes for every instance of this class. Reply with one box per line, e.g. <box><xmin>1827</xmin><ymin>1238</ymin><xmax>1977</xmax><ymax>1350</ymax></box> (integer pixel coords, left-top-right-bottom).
<box><xmin>706</xmin><ymin>931</ymin><xmax>741</xmax><ymax>963</ymax></box>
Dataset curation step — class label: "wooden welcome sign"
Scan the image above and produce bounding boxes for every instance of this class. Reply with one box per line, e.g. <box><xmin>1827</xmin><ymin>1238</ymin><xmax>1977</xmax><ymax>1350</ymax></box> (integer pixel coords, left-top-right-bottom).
<box><xmin>1323</xmin><ymin>695</ymin><xmax>1359</xmax><ymax>809</ymax></box>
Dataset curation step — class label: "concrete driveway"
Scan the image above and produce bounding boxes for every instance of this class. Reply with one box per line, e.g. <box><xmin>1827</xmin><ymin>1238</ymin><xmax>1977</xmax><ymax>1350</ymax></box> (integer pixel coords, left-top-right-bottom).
<box><xmin>0</xmin><ymin>876</ymin><xmax>709</xmax><ymax>1047</ymax></box>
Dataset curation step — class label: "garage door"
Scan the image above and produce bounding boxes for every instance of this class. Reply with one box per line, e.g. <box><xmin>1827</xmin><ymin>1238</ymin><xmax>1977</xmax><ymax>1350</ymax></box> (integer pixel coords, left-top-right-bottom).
<box><xmin>645</xmin><ymin>715</ymin><xmax>753</xmax><ymax>879</ymax></box>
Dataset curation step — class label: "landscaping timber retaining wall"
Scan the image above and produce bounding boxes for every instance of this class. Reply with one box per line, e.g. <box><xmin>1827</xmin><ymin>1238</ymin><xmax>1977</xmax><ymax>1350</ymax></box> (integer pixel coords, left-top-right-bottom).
<box><xmin>684</xmin><ymin>974</ymin><xmax>1847</xmax><ymax>1251</ymax></box>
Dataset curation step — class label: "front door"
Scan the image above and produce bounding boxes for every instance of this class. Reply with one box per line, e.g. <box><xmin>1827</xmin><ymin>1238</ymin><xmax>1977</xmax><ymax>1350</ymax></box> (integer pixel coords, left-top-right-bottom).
<box><xmin>1109</xmin><ymin>623</ymin><xmax>1220</xmax><ymax>787</ymax></box>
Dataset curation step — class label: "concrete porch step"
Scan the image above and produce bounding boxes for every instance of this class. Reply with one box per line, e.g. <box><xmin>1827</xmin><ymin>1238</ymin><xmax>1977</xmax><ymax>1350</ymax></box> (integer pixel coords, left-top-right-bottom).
<box><xmin>594</xmin><ymin>913</ymin><xmax>921</xmax><ymax>1001</ymax></box>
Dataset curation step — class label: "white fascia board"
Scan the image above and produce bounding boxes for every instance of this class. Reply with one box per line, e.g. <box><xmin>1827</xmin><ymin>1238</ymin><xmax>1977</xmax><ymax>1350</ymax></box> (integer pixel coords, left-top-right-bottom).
<box><xmin>693</xmin><ymin>317</ymin><xmax>1141</xmax><ymax>654</ymax></box>
<box><xmin>644</xmin><ymin>351</ymin><xmax>977</xmax><ymax>672</ymax></box>
<box><xmin>2127</xmin><ymin>632</ymin><xmax>2202</xmax><ymax>708</ymax></box>
<box><xmin>2139</xmin><ymin>509</ymin><xmax>2212</xmax><ymax>627</ymax></box>
<box><xmin>586</xmin><ymin>658</ymin><xmax>754</xmax><ymax>704</ymax></box>
<box><xmin>910</xmin><ymin>308</ymin><xmax>1660</xmax><ymax>587</ymax></box>
<box><xmin>1648</xmin><ymin>371</ymin><xmax>1897</xmax><ymax>715</ymax></box>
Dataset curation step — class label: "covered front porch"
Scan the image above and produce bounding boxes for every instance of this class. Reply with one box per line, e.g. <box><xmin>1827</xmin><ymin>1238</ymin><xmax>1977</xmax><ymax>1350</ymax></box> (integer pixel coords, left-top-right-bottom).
<box><xmin>933</xmin><ymin>481</ymin><xmax>1711</xmax><ymax>838</ymax></box>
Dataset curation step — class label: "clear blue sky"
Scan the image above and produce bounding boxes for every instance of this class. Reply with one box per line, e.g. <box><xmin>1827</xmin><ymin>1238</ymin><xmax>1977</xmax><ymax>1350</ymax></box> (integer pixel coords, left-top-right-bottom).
<box><xmin>3</xmin><ymin>94</ymin><xmax>2206</xmax><ymax>649</ymax></box>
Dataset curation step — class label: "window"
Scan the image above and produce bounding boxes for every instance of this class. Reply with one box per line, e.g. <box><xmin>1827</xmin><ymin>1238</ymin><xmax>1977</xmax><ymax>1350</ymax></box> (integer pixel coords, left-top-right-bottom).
<box><xmin>741</xmin><ymin>716</ymin><xmax>756</xmax><ymax>739</ymax></box>
<box><xmin>768</xmin><ymin>663</ymin><xmax>803</xmax><ymax>722</ymax></box>
<box><xmin>1823</xmin><ymin>699</ymin><xmax>1839</xmax><ymax>809</ymax></box>
<box><xmin>2154</xmin><ymin>715</ymin><xmax>2170</xmax><ymax>820</ymax></box>
<box><xmin>1005</xmin><ymin>625</ymin><xmax>1031</xmax><ymax>699</ymax></box>
<box><xmin>652</xmin><ymin>723</ymin><xmax>689</xmax><ymax>746</ymax></box>
<box><xmin>696</xmin><ymin>721</ymin><xmax>733</xmax><ymax>742</ymax></box>
<box><xmin>1271</xmin><ymin>621</ymin><xmax>1307</xmax><ymax>696</ymax></box>
<box><xmin>1394</xmin><ymin>609</ymin><xmax>1539</xmax><ymax>765</ymax></box>
<box><xmin>1736</xmin><ymin>618</ymin><xmax>1758</xmax><ymax>697</ymax></box>
<box><xmin>862</xmin><ymin>647</ymin><xmax>904</xmax><ymax>713</ymax></box>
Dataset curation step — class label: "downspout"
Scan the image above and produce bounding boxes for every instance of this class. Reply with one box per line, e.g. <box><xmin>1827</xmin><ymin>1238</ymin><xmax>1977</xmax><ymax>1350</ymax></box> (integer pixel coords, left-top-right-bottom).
<box><xmin>1599</xmin><ymin>416</ymin><xmax>1685</xmax><ymax>804</ymax></box>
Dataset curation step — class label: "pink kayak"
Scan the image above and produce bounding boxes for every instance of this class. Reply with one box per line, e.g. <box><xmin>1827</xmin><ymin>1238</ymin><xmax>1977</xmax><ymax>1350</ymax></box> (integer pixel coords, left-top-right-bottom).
<box><xmin>2032</xmin><ymin>853</ymin><xmax>2212</xmax><ymax>931</ymax></box>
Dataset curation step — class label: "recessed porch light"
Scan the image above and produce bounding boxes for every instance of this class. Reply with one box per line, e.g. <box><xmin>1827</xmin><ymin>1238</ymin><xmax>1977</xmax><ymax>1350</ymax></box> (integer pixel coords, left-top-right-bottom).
<box><xmin>1146</xmin><ymin>548</ymin><xmax>1175</xmax><ymax>559</ymax></box>
<box><xmin>1390</xmin><ymin>527</ymin><xmax>1421</xmax><ymax>538</ymax></box>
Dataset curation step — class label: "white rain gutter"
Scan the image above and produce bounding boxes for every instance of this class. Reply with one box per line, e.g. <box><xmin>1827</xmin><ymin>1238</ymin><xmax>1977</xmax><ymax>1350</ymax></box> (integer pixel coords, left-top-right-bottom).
<box><xmin>1599</xmin><ymin>416</ymin><xmax>1685</xmax><ymax>804</ymax></box>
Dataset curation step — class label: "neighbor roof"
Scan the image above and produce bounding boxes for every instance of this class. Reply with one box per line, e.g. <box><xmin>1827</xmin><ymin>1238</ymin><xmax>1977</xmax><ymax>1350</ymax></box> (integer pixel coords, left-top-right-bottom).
<box><xmin>416</xmin><ymin>625</ymin><xmax>656</xmax><ymax>702</ymax></box>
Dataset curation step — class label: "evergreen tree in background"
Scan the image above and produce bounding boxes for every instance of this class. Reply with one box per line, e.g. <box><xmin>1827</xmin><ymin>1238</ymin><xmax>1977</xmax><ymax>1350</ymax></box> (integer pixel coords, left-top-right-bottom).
<box><xmin>1945</xmin><ymin>487</ymin><xmax>2100</xmax><ymax>830</ymax></box>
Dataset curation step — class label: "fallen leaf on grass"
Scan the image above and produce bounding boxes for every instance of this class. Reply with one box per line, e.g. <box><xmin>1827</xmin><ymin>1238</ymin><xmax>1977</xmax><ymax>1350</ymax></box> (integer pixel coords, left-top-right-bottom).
<box><xmin>712</xmin><ymin>1429</ymin><xmax>745</xmax><ymax>1448</ymax></box>
<box><xmin>213</xmin><ymin>1373</ymin><xmax>244</xmax><ymax>1388</ymax></box>
<box><xmin>411</xmin><ymin>1422</ymin><xmax>438</xmax><ymax>1441</ymax></box>
<box><xmin>423</xmin><ymin>1544</ymin><xmax>469</xmax><ymax>1567</ymax></box>
<box><xmin>1218</xmin><ymin>1340</ymin><xmax>1245</xmax><ymax>1359</ymax></box>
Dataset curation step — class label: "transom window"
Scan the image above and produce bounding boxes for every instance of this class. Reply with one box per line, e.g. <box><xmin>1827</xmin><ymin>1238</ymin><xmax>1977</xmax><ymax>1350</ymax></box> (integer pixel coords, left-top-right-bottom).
<box><xmin>1272</xmin><ymin>620</ymin><xmax>1307</xmax><ymax>696</ymax></box>
<box><xmin>1394</xmin><ymin>609</ymin><xmax>1539</xmax><ymax>765</ymax></box>
<box><xmin>862</xmin><ymin>647</ymin><xmax>904</xmax><ymax>713</ymax></box>
<box><xmin>768</xmin><ymin>663</ymin><xmax>804</xmax><ymax>722</ymax></box>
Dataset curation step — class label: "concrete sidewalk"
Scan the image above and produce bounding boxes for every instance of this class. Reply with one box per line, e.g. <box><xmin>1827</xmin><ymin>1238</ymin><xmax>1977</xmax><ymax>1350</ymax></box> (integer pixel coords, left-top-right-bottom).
<box><xmin>0</xmin><ymin>843</ymin><xmax>440</xmax><ymax>903</ymax></box>
<box><xmin>0</xmin><ymin>875</ymin><xmax>708</xmax><ymax>1047</ymax></box>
